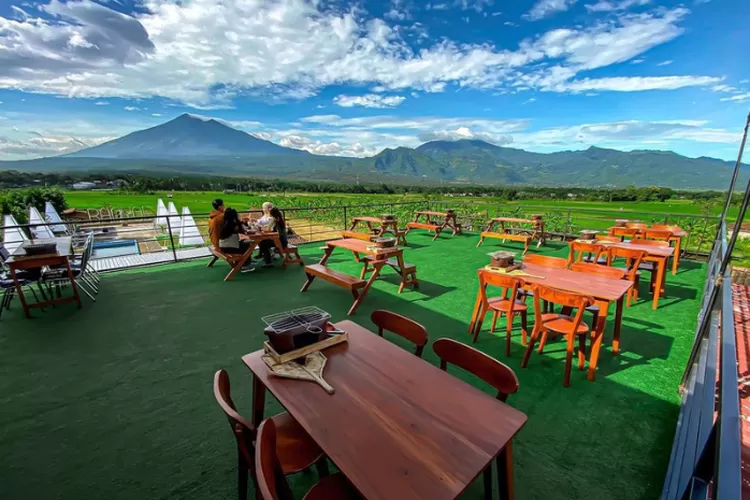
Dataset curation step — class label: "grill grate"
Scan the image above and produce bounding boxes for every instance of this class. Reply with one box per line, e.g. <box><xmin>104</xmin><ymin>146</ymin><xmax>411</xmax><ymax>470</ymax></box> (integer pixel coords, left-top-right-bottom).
<box><xmin>262</xmin><ymin>306</ymin><xmax>331</xmax><ymax>335</ymax></box>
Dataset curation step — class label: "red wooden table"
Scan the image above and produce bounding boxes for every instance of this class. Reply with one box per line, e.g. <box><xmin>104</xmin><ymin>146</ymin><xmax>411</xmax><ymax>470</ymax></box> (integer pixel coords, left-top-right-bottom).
<box><xmin>8</xmin><ymin>237</ymin><xmax>81</xmax><ymax>319</ymax></box>
<box><xmin>242</xmin><ymin>320</ymin><xmax>527</xmax><ymax>500</ymax></box>
<box><xmin>471</xmin><ymin>263</ymin><xmax>633</xmax><ymax>379</ymax></box>
<box><xmin>607</xmin><ymin>226</ymin><xmax>686</xmax><ymax>275</ymax></box>
<box><xmin>601</xmin><ymin>241</ymin><xmax>675</xmax><ymax>310</ymax></box>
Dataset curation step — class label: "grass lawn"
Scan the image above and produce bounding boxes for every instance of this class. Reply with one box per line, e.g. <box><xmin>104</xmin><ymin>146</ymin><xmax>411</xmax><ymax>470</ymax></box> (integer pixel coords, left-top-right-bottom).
<box><xmin>0</xmin><ymin>231</ymin><xmax>703</xmax><ymax>500</ymax></box>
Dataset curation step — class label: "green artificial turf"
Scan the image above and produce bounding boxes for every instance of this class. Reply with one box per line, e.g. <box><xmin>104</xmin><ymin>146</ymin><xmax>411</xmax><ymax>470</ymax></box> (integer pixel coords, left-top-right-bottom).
<box><xmin>0</xmin><ymin>232</ymin><xmax>704</xmax><ymax>500</ymax></box>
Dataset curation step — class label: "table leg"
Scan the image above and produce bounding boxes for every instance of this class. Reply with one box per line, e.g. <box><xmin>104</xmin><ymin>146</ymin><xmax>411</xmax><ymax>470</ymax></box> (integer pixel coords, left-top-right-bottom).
<box><xmin>348</xmin><ymin>260</ymin><xmax>385</xmax><ymax>315</ymax></box>
<box><xmin>497</xmin><ymin>442</ymin><xmax>514</xmax><ymax>500</ymax></box>
<box><xmin>612</xmin><ymin>296</ymin><xmax>624</xmax><ymax>354</ymax></box>
<box><xmin>469</xmin><ymin>285</ymin><xmax>484</xmax><ymax>335</ymax></box>
<box><xmin>318</xmin><ymin>245</ymin><xmax>334</xmax><ymax>265</ymax></box>
<box><xmin>587</xmin><ymin>300</ymin><xmax>610</xmax><ymax>381</ymax></box>
<box><xmin>251</xmin><ymin>373</ymin><xmax>267</xmax><ymax>429</ymax></box>
<box><xmin>652</xmin><ymin>257</ymin><xmax>666</xmax><ymax>310</ymax></box>
<box><xmin>65</xmin><ymin>259</ymin><xmax>82</xmax><ymax>309</ymax></box>
<box><xmin>10</xmin><ymin>267</ymin><xmax>31</xmax><ymax>319</ymax></box>
<box><xmin>672</xmin><ymin>236</ymin><xmax>681</xmax><ymax>275</ymax></box>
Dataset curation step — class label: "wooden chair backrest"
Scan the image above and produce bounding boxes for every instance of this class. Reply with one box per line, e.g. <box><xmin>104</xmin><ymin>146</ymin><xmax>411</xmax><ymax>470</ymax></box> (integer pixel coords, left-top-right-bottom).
<box><xmin>595</xmin><ymin>234</ymin><xmax>622</xmax><ymax>243</ymax></box>
<box><xmin>644</xmin><ymin>229</ymin><xmax>673</xmax><ymax>241</ymax></box>
<box><xmin>432</xmin><ymin>338</ymin><xmax>519</xmax><ymax>402</ymax></box>
<box><xmin>607</xmin><ymin>247</ymin><xmax>646</xmax><ymax>279</ymax></box>
<box><xmin>651</xmin><ymin>224</ymin><xmax>681</xmax><ymax>232</ymax></box>
<box><xmin>523</xmin><ymin>254</ymin><xmax>568</xmax><ymax>269</ymax></box>
<box><xmin>570</xmin><ymin>262</ymin><xmax>626</xmax><ymax>280</ymax></box>
<box><xmin>214</xmin><ymin>370</ymin><xmax>255</xmax><ymax>466</ymax></box>
<box><xmin>370</xmin><ymin>310</ymin><xmax>428</xmax><ymax>357</ymax></box>
<box><xmin>568</xmin><ymin>241</ymin><xmax>604</xmax><ymax>265</ymax></box>
<box><xmin>532</xmin><ymin>285</ymin><xmax>593</xmax><ymax>336</ymax></box>
<box><xmin>630</xmin><ymin>238</ymin><xmax>669</xmax><ymax>248</ymax></box>
<box><xmin>625</xmin><ymin>222</ymin><xmax>647</xmax><ymax>229</ymax></box>
<box><xmin>611</xmin><ymin>227</ymin><xmax>639</xmax><ymax>238</ymax></box>
<box><xmin>255</xmin><ymin>419</ymin><xmax>294</xmax><ymax>500</ymax></box>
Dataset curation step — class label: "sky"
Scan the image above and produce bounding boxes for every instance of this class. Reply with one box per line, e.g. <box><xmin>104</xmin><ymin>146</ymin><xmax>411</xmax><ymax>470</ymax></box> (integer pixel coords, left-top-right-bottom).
<box><xmin>0</xmin><ymin>0</ymin><xmax>748</xmax><ymax>162</ymax></box>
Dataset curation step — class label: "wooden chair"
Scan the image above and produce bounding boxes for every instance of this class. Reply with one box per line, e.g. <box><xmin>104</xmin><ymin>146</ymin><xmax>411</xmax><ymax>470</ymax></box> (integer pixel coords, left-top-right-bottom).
<box><xmin>625</xmin><ymin>222</ymin><xmax>647</xmax><ymax>230</ymax></box>
<box><xmin>522</xmin><ymin>254</ymin><xmax>568</xmax><ymax>269</ymax></box>
<box><xmin>651</xmin><ymin>224</ymin><xmax>681</xmax><ymax>232</ymax></box>
<box><xmin>469</xmin><ymin>273</ymin><xmax>528</xmax><ymax>355</ymax></box>
<box><xmin>255</xmin><ymin>419</ymin><xmax>360</xmax><ymax>500</ymax></box>
<box><xmin>606</xmin><ymin>247</ymin><xmax>646</xmax><ymax>306</ymax></box>
<box><xmin>432</xmin><ymin>338</ymin><xmax>519</xmax><ymax>499</ymax></box>
<box><xmin>280</xmin><ymin>244</ymin><xmax>304</xmax><ymax>269</ymax></box>
<box><xmin>214</xmin><ymin>370</ymin><xmax>328</xmax><ymax>500</ymax></box>
<box><xmin>570</xmin><ymin>262</ymin><xmax>626</xmax><ymax>327</ymax></box>
<box><xmin>609</xmin><ymin>227</ymin><xmax>639</xmax><ymax>240</ymax></box>
<box><xmin>370</xmin><ymin>310</ymin><xmax>428</xmax><ymax>357</ymax></box>
<box><xmin>520</xmin><ymin>285</ymin><xmax>594</xmax><ymax>387</ymax></box>
<box><xmin>630</xmin><ymin>239</ymin><xmax>669</xmax><ymax>294</ymax></box>
<box><xmin>567</xmin><ymin>241</ymin><xmax>604</xmax><ymax>266</ymax></box>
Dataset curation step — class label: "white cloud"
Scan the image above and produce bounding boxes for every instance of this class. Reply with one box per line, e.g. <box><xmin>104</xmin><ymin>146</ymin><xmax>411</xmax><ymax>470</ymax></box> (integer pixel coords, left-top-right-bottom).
<box><xmin>334</xmin><ymin>94</ymin><xmax>406</xmax><ymax>108</ymax></box>
<box><xmin>0</xmin><ymin>2</ymin><xmax>713</xmax><ymax>104</ymax></box>
<box><xmin>657</xmin><ymin>60</ymin><xmax>673</xmax><ymax>66</ymax></box>
<box><xmin>278</xmin><ymin>134</ymin><xmax>379</xmax><ymax>157</ymax></box>
<box><xmin>525</xmin><ymin>0</ymin><xmax>577</xmax><ymax>21</ymax></box>
<box><xmin>720</xmin><ymin>93</ymin><xmax>750</xmax><ymax>103</ymax></box>
<box><xmin>151</xmin><ymin>113</ymin><xmax>162</xmax><ymax>117</ymax></box>
<box><xmin>418</xmin><ymin>127</ymin><xmax>512</xmax><ymax>146</ymax></box>
<box><xmin>553</xmin><ymin>75</ymin><xmax>721</xmax><ymax>92</ymax></box>
<box><xmin>95</xmin><ymin>101</ymin><xmax>109</xmax><ymax>105</ymax></box>
<box><xmin>585</xmin><ymin>0</ymin><xmax>650</xmax><ymax>13</ymax></box>
<box><xmin>523</xmin><ymin>97</ymin><xmax>537</xmax><ymax>104</ymax></box>
<box><xmin>630</xmin><ymin>58</ymin><xmax>645</xmax><ymax>64</ymax></box>
<box><xmin>124</xmin><ymin>106</ymin><xmax>139</xmax><ymax>111</ymax></box>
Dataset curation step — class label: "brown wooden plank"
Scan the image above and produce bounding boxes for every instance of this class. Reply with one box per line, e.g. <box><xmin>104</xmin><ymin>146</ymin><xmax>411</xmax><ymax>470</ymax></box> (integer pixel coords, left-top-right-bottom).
<box><xmin>242</xmin><ymin>320</ymin><xmax>527</xmax><ymax>500</ymax></box>
<box><xmin>512</xmin><ymin>263</ymin><xmax>632</xmax><ymax>302</ymax></box>
<box><xmin>304</xmin><ymin>264</ymin><xmax>366</xmax><ymax>289</ymax></box>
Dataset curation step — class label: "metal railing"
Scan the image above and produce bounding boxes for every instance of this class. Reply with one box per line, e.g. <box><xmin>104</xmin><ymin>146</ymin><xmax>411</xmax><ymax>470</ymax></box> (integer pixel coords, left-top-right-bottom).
<box><xmin>661</xmin><ymin>112</ymin><xmax>749</xmax><ymax>500</ymax></box>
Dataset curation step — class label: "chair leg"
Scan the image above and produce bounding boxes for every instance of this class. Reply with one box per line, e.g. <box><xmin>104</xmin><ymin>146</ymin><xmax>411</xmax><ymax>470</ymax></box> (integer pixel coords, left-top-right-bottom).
<box><xmin>491</xmin><ymin>311</ymin><xmax>499</xmax><ymax>333</ymax></box>
<box><xmin>564</xmin><ymin>334</ymin><xmax>575</xmax><ymax>387</ymax></box>
<box><xmin>237</xmin><ymin>457</ymin><xmax>249</xmax><ymax>500</ymax></box>
<box><xmin>505</xmin><ymin>310</ymin><xmax>514</xmax><ymax>357</ymax></box>
<box><xmin>76</xmin><ymin>280</ymin><xmax>97</xmax><ymax>302</ymax></box>
<box><xmin>521</xmin><ymin>312</ymin><xmax>528</xmax><ymax>345</ymax></box>
<box><xmin>315</xmin><ymin>459</ymin><xmax>330</xmax><ymax>478</ymax></box>
<box><xmin>578</xmin><ymin>334</ymin><xmax>587</xmax><ymax>371</ymax></box>
<box><xmin>483</xmin><ymin>464</ymin><xmax>493</xmax><ymax>500</ymax></box>
<box><xmin>537</xmin><ymin>330</ymin><xmax>550</xmax><ymax>354</ymax></box>
<box><xmin>521</xmin><ymin>324</ymin><xmax>542</xmax><ymax>368</ymax></box>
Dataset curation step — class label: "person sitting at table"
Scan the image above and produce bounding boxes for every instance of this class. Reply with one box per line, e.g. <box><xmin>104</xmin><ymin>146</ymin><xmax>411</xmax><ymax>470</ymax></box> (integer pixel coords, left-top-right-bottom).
<box><xmin>256</xmin><ymin>201</ymin><xmax>275</xmax><ymax>231</ymax></box>
<box><xmin>219</xmin><ymin>208</ymin><xmax>253</xmax><ymax>257</ymax></box>
<box><xmin>258</xmin><ymin>207</ymin><xmax>288</xmax><ymax>267</ymax></box>
<box><xmin>208</xmin><ymin>199</ymin><xmax>225</xmax><ymax>248</ymax></box>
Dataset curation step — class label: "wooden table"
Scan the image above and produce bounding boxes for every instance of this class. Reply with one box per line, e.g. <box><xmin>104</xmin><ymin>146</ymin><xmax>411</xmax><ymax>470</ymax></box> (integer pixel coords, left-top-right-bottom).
<box><xmin>601</xmin><ymin>241</ymin><xmax>675</xmax><ymax>310</ymax></box>
<box><xmin>478</xmin><ymin>217</ymin><xmax>545</xmax><ymax>253</ymax></box>
<box><xmin>242</xmin><ymin>320</ymin><xmax>527</xmax><ymax>500</ymax></box>
<box><xmin>406</xmin><ymin>211</ymin><xmax>461</xmax><ymax>240</ymax></box>
<box><xmin>301</xmin><ymin>238</ymin><xmax>417</xmax><ymax>315</ymax></box>
<box><xmin>208</xmin><ymin>232</ymin><xmax>283</xmax><ymax>281</ymax></box>
<box><xmin>607</xmin><ymin>226</ymin><xmax>686</xmax><ymax>275</ymax></box>
<box><xmin>8</xmin><ymin>237</ymin><xmax>82</xmax><ymax>319</ymax></box>
<box><xmin>348</xmin><ymin>216</ymin><xmax>407</xmax><ymax>245</ymax></box>
<box><xmin>471</xmin><ymin>264</ymin><xmax>632</xmax><ymax>379</ymax></box>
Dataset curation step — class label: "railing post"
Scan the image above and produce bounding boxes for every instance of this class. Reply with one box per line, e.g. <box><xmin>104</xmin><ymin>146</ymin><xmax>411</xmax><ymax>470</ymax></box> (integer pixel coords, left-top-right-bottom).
<box><xmin>165</xmin><ymin>216</ymin><xmax>178</xmax><ymax>262</ymax></box>
<box><xmin>567</xmin><ymin>209</ymin><xmax>572</xmax><ymax>234</ymax></box>
<box><xmin>343</xmin><ymin>206</ymin><xmax>348</xmax><ymax>231</ymax></box>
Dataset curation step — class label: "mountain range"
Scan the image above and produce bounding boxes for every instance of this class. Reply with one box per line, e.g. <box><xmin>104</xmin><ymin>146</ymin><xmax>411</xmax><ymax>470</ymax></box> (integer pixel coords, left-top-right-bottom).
<box><xmin>1</xmin><ymin>113</ymin><xmax>745</xmax><ymax>190</ymax></box>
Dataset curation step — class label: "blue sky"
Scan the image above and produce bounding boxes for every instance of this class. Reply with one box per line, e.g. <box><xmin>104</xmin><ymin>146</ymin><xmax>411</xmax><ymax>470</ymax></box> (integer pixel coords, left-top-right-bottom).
<box><xmin>0</xmin><ymin>0</ymin><xmax>748</xmax><ymax>161</ymax></box>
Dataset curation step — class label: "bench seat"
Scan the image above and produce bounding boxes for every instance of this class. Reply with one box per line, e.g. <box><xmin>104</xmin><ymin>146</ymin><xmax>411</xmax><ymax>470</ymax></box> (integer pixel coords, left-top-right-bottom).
<box><xmin>303</xmin><ymin>264</ymin><xmax>366</xmax><ymax>290</ymax></box>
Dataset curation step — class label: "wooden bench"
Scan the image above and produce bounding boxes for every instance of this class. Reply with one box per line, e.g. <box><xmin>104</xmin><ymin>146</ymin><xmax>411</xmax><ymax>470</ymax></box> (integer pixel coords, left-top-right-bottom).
<box><xmin>360</xmin><ymin>256</ymin><xmax>419</xmax><ymax>294</ymax></box>
<box><xmin>477</xmin><ymin>232</ymin><xmax>532</xmax><ymax>254</ymax></box>
<box><xmin>406</xmin><ymin>222</ymin><xmax>442</xmax><ymax>240</ymax></box>
<box><xmin>301</xmin><ymin>264</ymin><xmax>367</xmax><ymax>291</ymax></box>
<box><xmin>280</xmin><ymin>244</ymin><xmax>304</xmax><ymax>269</ymax></box>
<box><xmin>206</xmin><ymin>246</ymin><xmax>254</xmax><ymax>281</ymax></box>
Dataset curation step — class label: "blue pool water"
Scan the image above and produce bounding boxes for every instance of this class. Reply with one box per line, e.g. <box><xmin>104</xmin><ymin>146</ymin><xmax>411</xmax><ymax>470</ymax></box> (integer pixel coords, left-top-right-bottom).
<box><xmin>92</xmin><ymin>240</ymin><xmax>140</xmax><ymax>259</ymax></box>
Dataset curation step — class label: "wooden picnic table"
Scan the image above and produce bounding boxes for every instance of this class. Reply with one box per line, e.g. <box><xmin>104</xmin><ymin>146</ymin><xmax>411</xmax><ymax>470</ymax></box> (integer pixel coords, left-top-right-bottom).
<box><xmin>406</xmin><ymin>210</ymin><xmax>462</xmax><ymax>240</ymax></box>
<box><xmin>8</xmin><ymin>237</ymin><xmax>81</xmax><ymax>319</ymax></box>
<box><xmin>348</xmin><ymin>216</ymin><xmax>407</xmax><ymax>245</ymax></box>
<box><xmin>607</xmin><ymin>225</ymin><xmax>686</xmax><ymax>275</ymax></box>
<box><xmin>301</xmin><ymin>238</ymin><xmax>417</xmax><ymax>315</ymax></box>
<box><xmin>471</xmin><ymin>263</ymin><xmax>633</xmax><ymax>380</ymax></box>
<box><xmin>600</xmin><ymin>240</ymin><xmax>675</xmax><ymax>310</ymax></box>
<box><xmin>478</xmin><ymin>217</ymin><xmax>546</xmax><ymax>252</ymax></box>
<box><xmin>242</xmin><ymin>320</ymin><xmax>527</xmax><ymax>500</ymax></box>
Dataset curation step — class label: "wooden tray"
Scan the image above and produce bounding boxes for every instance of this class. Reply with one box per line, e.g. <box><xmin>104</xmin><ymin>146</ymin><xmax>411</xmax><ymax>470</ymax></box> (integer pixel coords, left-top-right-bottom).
<box><xmin>263</xmin><ymin>331</ymin><xmax>348</xmax><ymax>364</ymax></box>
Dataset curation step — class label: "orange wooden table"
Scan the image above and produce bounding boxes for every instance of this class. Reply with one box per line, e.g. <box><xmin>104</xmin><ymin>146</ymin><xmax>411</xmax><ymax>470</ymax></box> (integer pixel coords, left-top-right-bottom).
<box><xmin>348</xmin><ymin>216</ymin><xmax>406</xmax><ymax>245</ymax></box>
<box><xmin>470</xmin><ymin>264</ymin><xmax>632</xmax><ymax>380</ymax></box>
<box><xmin>301</xmin><ymin>238</ymin><xmax>416</xmax><ymax>315</ymax></box>
<box><xmin>242</xmin><ymin>320</ymin><xmax>527</xmax><ymax>500</ymax></box>
<box><xmin>207</xmin><ymin>232</ymin><xmax>282</xmax><ymax>281</ymax></box>
<box><xmin>607</xmin><ymin>226</ymin><xmax>686</xmax><ymax>275</ymax></box>
<box><xmin>8</xmin><ymin>237</ymin><xmax>81</xmax><ymax>319</ymax></box>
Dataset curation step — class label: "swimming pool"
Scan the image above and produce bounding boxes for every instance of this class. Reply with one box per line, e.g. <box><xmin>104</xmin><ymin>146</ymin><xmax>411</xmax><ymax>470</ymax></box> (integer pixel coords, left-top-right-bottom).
<box><xmin>92</xmin><ymin>240</ymin><xmax>140</xmax><ymax>259</ymax></box>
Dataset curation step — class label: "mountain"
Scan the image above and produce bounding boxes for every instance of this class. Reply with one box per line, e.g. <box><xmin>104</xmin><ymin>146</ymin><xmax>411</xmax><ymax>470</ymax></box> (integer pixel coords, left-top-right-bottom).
<box><xmin>65</xmin><ymin>113</ymin><xmax>308</xmax><ymax>159</ymax></box>
<box><xmin>1</xmin><ymin>115</ymin><xmax>747</xmax><ymax>189</ymax></box>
